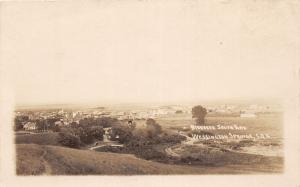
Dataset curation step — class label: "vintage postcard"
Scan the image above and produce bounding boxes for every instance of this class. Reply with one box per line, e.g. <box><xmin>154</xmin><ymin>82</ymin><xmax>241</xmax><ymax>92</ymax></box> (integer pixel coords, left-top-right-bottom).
<box><xmin>0</xmin><ymin>0</ymin><xmax>299</xmax><ymax>187</ymax></box>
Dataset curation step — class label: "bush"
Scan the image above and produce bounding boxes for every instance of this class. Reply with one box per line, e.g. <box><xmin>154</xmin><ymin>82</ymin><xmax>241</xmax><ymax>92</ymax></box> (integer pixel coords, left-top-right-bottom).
<box><xmin>58</xmin><ymin>132</ymin><xmax>81</xmax><ymax>148</ymax></box>
<box><xmin>14</xmin><ymin>115</ymin><xmax>29</xmax><ymax>131</ymax></box>
<box><xmin>160</xmin><ymin>134</ymin><xmax>186</xmax><ymax>144</ymax></box>
<box><xmin>145</xmin><ymin>118</ymin><xmax>162</xmax><ymax>137</ymax></box>
<box><xmin>110</xmin><ymin>125</ymin><xmax>133</xmax><ymax>144</ymax></box>
<box><xmin>192</xmin><ymin>105</ymin><xmax>207</xmax><ymax>125</ymax></box>
<box><xmin>89</xmin><ymin>126</ymin><xmax>105</xmax><ymax>141</ymax></box>
<box><xmin>66</xmin><ymin>125</ymin><xmax>104</xmax><ymax>145</ymax></box>
<box><xmin>131</xmin><ymin>146</ymin><xmax>166</xmax><ymax>161</ymax></box>
<box><xmin>175</xmin><ymin>110</ymin><xmax>183</xmax><ymax>114</ymax></box>
<box><xmin>140</xmin><ymin>148</ymin><xmax>166</xmax><ymax>160</ymax></box>
<box><xmin>52</xmin><ymin>125</ymin><xmax>61</xmax><ymax>132</ymax></box>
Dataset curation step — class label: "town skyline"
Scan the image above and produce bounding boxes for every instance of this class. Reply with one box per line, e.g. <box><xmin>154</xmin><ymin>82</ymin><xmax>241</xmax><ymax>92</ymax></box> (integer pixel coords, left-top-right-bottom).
<box><xmin>14</xmin><ymin>96</ymin><xmax>283</xmax><ymax>109</ymax></box>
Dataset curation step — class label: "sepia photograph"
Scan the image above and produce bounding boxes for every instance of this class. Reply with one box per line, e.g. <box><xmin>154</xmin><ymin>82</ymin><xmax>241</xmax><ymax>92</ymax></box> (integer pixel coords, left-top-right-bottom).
<box><xmin>0</xmin><ymin>0</ymin><xmax>299</xmax><ymax>186</ymax></box>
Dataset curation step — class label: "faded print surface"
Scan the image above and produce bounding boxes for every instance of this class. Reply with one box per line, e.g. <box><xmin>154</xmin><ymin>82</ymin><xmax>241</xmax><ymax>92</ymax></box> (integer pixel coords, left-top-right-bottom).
<box><xmin>0</xmin><ymin>0</ymin><xmax>297</xmax><ymax>175</ymax></box>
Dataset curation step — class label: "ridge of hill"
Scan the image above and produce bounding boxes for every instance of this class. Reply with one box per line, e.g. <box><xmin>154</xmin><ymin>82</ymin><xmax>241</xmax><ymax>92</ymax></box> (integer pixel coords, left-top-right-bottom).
<box><xmin>16</xmin><ymin>144</ymin><xmax>282</xmax><ymax>175</ymax></box>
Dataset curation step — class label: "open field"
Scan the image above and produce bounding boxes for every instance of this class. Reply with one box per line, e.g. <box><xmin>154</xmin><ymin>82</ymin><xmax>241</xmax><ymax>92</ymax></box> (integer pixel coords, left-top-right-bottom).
<box><xmin>155</xmin><ymin>113</ymin><xmax>283</xmax><ymax>158</ymax></box>
<box><xmin>155</xmin><ymin>113</ymin><xmax>283</xmax><ymax>138</ymax></box>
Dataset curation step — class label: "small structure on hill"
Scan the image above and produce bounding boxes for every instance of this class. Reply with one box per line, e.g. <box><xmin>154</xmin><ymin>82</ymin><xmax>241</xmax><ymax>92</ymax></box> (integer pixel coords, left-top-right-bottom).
<box><xmin>23</xmin><ymin>122</ymin><xmax>37</xmax><ymax>131</ymax></box>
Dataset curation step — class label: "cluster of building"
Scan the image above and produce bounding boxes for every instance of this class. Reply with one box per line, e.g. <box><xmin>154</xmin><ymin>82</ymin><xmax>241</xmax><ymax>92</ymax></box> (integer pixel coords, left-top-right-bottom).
<box><xmin>15</xmin><ymin>103</ymin><xmax>280</xmax><ymax>131</ymax></box>
<box><xmin>206</xmin><ymin>104</ymin><xmax>277</xmax><ymax>117</ymax></box>
<box><xmin>109</xmin><ymin>107</ymin><xmax>191</xmax><ymax>120</ymax></box>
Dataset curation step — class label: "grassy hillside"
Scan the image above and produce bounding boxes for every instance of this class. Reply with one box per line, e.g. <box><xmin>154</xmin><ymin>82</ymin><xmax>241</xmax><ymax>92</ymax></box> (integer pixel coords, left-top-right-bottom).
<box><xmin>15</xmin><ymin>132</ymin><xmax>62</xmax><ymax>146</ymax></box>
<box><xmin>16</xmin><ymin>144</ymin><xmax>282</xmax><ymax>175</ymax></box>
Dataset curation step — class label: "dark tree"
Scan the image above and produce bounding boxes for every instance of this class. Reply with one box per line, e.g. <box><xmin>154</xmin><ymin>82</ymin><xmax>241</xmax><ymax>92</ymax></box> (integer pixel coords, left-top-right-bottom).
<box><xmin>95</xmin><ymin>117</ymin><xmax>121</xmax><ymax>128</ymax></box>
<box><xmin>192</xmin><ymin>105</ymin><xmax>207</xmax><ymax>125</ymax></box>
<box><xmin>110</xmin><ymin>125</ymin><xmax>133</xmax><ymax>144</ymax></box>
<box><xmin>35</xmin><ymin>119</ymin><xmax>48</xmax><ymax>131</ymax></box>
<box><xmin>46</xmin><ymin>117</ymin><xmax>60</xmax><ymax>131</ymax></box>
<box><xmin>88</xmin><ymin>126</ymin><xmax>105</xmax><ymax>141</ymax></box>
<box><xmin>73</xmin><ymin>124</ymin><xmax>105</xmax><ymax>144</ymax></box>
<box><xmin>14</xmin><ymin>115</ymin><xmax>29</xmax><ymax>131</ymax></box>
<box><xmin>58</xmin><ymin>132</ymin><xmax>81</xmax><ymax>148</ymax></box>
<box><xmin>127</xmin><ymin>120</ymin><xmax>136</xmax><ymax>130</ymax></box>
<box><xmin>175</xmin><ymin>110</ymin><xmax>183</xmax><ymax>114</ymax></box>
<box><xmin>145</xmin><ymin>118</ymin><xmax>162</xmax><ymax>138</ymax></box>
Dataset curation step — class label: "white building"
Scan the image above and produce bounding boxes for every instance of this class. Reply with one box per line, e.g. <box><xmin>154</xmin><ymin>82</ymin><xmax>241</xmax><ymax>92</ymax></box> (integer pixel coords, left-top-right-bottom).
<box><xmin>23</xmin><ymin>122</ymin><xmax>38</xmax><ymax>131</ymax></box>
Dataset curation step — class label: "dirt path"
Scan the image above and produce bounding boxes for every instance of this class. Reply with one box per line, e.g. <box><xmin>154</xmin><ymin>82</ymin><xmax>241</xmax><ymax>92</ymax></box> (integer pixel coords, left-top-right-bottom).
<box><xmin>40</xmin><ymin>149</ymin><xmax>52</xmax><ymax>175</ymax></box>
<box><xmin>89</xmin><ymin>142</ymin><xmax>124</xmax><ymax>151</ymax></box>
<box><xmin>165</xmin><ymin>147</ymin><xmax>180</xmax><ymax>157</ymax></box>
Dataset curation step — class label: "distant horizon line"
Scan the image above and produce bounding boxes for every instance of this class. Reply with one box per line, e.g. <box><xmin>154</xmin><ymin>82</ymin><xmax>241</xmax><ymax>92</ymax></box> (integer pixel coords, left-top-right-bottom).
<box><xmin>15</xmin><ymin>97</ymin><xmax>283</xmax><ymax>109</ymax></box>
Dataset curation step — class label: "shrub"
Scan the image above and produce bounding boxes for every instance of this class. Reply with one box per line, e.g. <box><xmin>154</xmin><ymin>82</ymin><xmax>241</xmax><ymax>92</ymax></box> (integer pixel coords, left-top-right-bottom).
<box><xmin>192</xmin><ymin>105</ymin><xmax>207</xmax><ymax>125</ymax></box>
<box><xmin>87</xmin><ymin>126</ymin><xmax>105</xmax><ymax>141</ymax></box>
<box><xmin>145</xmin><ymin>118</ymin><xmax>162</xmax><ymax>137</ymax></box>
<box><xmin>14</xmin><ymin>115</ymin><xmax>29</xmax><ymax>131</ymax></box>
<box><xmin>132</xmin><ymin>146</ymin><xmax>166</xmax><ymax>161</ymax></box>
<box><xmin>67</xmin><ymin>125</ymin><xmax>104</xmax><ymax>145</ymax></box>
<box><xmin>160</xmin><ymin>134</ymin><xmax>186</xmax><ymax>144</ymax></box>
<box><xmin>110</xmin><ymin>125</ymin><xmax>133</xmax><ymax>144</ymax></box>
<box><xmin>58</xmin><ymin>132</ymin><xmax>81</xmax><ymax>148</ymax></box>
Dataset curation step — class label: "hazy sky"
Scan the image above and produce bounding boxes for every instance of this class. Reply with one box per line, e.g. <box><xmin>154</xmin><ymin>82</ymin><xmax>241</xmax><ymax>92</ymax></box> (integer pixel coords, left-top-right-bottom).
<box><xmin>1</xmin><ymin>0</ymin><xmax>299</xmax><ymax>105</ymax></box>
